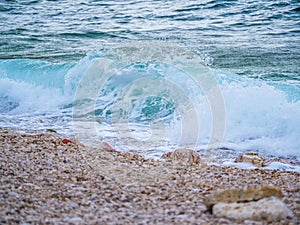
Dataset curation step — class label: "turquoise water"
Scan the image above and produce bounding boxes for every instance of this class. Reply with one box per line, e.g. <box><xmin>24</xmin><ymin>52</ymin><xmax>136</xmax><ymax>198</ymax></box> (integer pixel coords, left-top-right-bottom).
<box><xmin>0</xmin><ymin>0</ymin><xmax>299</xmax><ymax>166</ymax></box>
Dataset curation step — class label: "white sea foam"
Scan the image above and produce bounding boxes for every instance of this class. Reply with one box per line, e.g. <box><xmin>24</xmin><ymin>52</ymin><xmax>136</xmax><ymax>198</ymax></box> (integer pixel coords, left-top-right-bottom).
<box><xmin>0</xmin><ymin>56</ymin><xmax>299</xmax><ymax>167</ymax></box>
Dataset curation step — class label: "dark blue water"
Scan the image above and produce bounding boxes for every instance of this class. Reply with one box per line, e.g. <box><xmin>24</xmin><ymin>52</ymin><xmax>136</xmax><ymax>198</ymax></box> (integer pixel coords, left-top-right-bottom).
<box><xmin>0</xmin><ymin>0</ymin><xmax>299</xmax><ymax>168</ymax></box>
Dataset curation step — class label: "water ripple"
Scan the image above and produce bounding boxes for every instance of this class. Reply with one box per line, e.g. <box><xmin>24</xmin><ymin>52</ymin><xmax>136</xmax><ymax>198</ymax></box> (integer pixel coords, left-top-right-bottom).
<box><xmin>0</xmin><ymin>0</ymin><xmax>299</xmax><ymax>83</ymax></box>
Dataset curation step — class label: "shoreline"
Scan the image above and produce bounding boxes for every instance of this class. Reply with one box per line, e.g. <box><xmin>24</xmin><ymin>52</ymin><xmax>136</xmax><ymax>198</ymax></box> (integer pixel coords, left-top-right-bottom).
<box><xmin>0</xmin><ymin>131</ymin><xmax>299</xmax><ymax>224</ymax></box>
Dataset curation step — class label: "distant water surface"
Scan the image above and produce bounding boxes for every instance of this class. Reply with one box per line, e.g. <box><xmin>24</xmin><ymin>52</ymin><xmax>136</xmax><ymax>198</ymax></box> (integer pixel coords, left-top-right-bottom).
<box><xmin>0</xmin><ymin>0</ymin><xmax>299</xmax><ymax>83</ymax></box>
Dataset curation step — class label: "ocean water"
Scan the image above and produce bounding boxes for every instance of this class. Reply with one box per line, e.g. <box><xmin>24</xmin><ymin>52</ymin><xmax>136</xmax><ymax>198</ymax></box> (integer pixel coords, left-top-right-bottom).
<box><xmin>0</xmin><ymin>0</ymin><xmax>299</xmax><ymax>169</ymax></box>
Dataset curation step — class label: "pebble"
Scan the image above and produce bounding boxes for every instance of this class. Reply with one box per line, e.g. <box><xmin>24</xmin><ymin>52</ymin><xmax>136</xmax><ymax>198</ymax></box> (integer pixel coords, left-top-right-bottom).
<box><xmin>0</xmin><ymin>132</ymin><xmax>299</xmax><ymax>224</ymax></box>
<box><xmin>212</xmin><ymin>197</ymin><xmax>292</xmax><ymax>222</ymax></box>
<box><xmin>69</xmin><ymin>202</ymin><xmax>78</xmax><ymax>209</ymax></box>
<box><xmin>204</xmin><ymin>186</ymin><xmax>282</xmax><ymax>210</ymax></box>
<box><xmin>234</xmin><ymin>152</ymin><xmax>266</xmax><ymax>167</ymax></box>
<box><xmin>68</xmin><ymin>216</ymin><xmax>83</xmax><ymax>224</ymax></box>
<box><xmin>8</xmin><ymin>191</ymin><xmax>19</xmax><ymax>198</ymax></box>
<box><xmin>161</xmin><ymin>148</ymin><xmax>201</xmax><ymax>164</ymax></box>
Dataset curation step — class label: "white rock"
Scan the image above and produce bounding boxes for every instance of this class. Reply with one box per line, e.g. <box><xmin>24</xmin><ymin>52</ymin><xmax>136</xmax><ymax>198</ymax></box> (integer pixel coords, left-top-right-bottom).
<box><xmin>212</xmin><ymin>197</ymin><xmax>292</xmax><ymax>222</ymax></box>
<box><xmin>68</xmin><ymin>217</ymin><xmax>83</xmax><ymax>224</ymax></box>
<box><xmin>8</xmin><ymin>191</ymin><xmax>19</xmax><ymax>198</ymax></box>
<box><xmin>69</xmin><ymin>202</ymin><xmax>78</xmax><ymax>209</ymax></box>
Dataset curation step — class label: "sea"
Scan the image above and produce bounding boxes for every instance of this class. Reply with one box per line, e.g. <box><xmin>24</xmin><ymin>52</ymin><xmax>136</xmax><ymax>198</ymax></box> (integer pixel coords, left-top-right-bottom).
<box><xmin>0</xmin><ymin>0</ymin><xmax>299</xmax><ymax>171</ymax></box>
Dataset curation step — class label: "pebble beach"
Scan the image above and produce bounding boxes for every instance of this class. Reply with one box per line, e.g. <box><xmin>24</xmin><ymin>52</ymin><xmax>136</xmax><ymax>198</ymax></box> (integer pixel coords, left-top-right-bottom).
<box><xmin>0</xmin><ymin>131</ymin><xmax>299</xmax><ymax>224</ymax></box>
<box><xmin>1</xmin><ymin>1</ymin><xmax>300</xmax><ymax>224</ymax></box>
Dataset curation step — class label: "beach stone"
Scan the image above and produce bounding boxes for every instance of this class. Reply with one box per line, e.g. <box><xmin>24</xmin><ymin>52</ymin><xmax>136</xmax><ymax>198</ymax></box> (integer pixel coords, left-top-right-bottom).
<box><xmin>265</xmin><ymin>157</ymin><xmax>297</xmax><ymax>166</ymax></box>
<box><xmin>212</xmin><ymin>197</ymin><xmax>292</xmax><ymax>222</ymax></box>
<box><xmin>68</xmin><ymin>216</ymin><xmax>83</xmax><ymax>224</ymax></box>
<box><xmin>161</xmin><ymin>149</ymin><xmax>201</xmax><ymax>164</ymax></box>
<box><xmin>101</xmin><ymin>141</ymin><xmax>117</xmax><ymax>152</ymax></box>
<box><xmin>234</xmin><ymin>152</ymin><xmax>266</xmax><ymax>167</ymax></box>
<box><xmin>204</xmin><ymin>186</ymin><xmax>282</xmax><ymax>210</ymax></box>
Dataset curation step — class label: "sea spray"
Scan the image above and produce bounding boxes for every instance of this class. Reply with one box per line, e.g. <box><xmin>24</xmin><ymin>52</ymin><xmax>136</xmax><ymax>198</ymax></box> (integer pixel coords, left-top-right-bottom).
<box><xmin>0</xmin><ymin>46</ymin><xmax>299</xmax><ymax>165</ymax></box>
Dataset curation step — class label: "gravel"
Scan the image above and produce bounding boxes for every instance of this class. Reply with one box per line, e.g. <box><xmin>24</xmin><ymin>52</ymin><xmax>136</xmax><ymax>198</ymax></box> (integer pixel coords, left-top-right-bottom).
<box><xmin>0</xmin><ymin>131</ymin><xmax>299</xmax><ymax>224</ymax></box>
